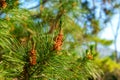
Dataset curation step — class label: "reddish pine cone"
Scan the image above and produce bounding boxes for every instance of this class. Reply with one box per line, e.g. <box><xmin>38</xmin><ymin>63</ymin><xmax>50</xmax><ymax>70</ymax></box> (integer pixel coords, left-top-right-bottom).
<box><xmin>30</xmin><ymin>49</ymin><xmax>36</xmax><ymax>65</ymax></box>
<box><xmin>0</xmin><ymin>0</ymin><xmax>7</xmax><ymax>9</ymax></box>
<box><xmin>53</xmin><ymin>30</ymin><xmax>63</xmax><ymax>51</ymax></box>
<box><xmin>87</xmin><ymin>54</ymin><xmax>93</xmax><ymax>60</ymax></box>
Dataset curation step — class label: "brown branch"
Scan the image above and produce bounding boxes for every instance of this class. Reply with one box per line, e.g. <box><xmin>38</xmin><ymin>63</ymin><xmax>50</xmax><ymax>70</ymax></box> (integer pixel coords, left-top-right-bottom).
<box><xmin>48</xmin><ymin>9</ymin><xmax>64</xmax><ymax>33</ymax></box>
<box><xmin>48</xmin><ymin>0</ymin><xmax>65</xmax><ymax>33</ymax></box>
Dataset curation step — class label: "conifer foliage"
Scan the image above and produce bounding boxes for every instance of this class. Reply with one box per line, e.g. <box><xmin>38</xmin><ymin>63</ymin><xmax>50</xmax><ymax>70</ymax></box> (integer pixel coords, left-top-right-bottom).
<box><xmin>0</xmin><ymin>0</ymin><xmax>104</xmax><ymax>80</ymax></box>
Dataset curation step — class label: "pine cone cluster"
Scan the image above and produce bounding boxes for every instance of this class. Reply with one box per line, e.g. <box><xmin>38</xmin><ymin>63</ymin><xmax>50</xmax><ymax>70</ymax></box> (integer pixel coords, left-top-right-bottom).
<box><xmin>53</xmin><ymin>30</ymin><xmax>63</xmax><ymax>51</ymax></box>
<box><xmin>0</xmin><ymin>0</ymin><xmax>7</xmax><ymax>9</ymax></box>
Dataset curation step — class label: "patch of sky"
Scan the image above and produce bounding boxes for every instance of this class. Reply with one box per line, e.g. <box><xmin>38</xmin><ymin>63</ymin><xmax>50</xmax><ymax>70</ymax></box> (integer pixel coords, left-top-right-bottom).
<box><xmin>81</xmin><ymin>0</ymin><xmax>120</xmax><ymax>55</ymax></box>
<box><xmin>19</xmin><ymin>0</ymin><xmax>40</xmax><ymax>9</ymax></box>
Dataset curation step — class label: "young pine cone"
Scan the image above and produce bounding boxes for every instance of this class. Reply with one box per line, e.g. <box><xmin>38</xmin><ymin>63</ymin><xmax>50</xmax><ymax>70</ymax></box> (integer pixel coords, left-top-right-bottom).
<box><xmin>87</xmin><ymin>54</ymin><xmax>93</xmax><ymax>60</ymax></box>
<box><xmin>29</xmin><ymin>48</ymin><xmax>36</xmax><ymax>65</ymax></box>
<box><xmin>53</xmin><ymin>30</ymin><xmax>63</xmax><ymax>51</ymax></box>
<box><xmin>0</xmin><ymin>0</ymin><xmax>7</xmax><ymax>9</ymax></box>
